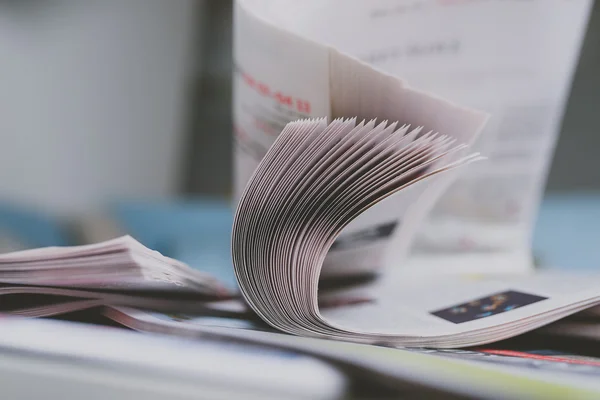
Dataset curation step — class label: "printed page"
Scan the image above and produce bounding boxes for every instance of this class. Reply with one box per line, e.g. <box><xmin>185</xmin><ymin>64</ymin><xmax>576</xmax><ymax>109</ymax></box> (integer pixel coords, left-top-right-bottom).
<box><xmin>320</xmin><ymin>271</ymin><xmax>600</xmax><ymax>340</ymax></box>
<box><xmin>325</xmin><ymin>51</ymin><xmax>488</xmax><ymax>273</ymax></box>
<box><xmin>231</xmin><ymin>115</ymin><xmax>600</xmax><ymax>347</ymax></box>
<box><xmin>235</xmin><ymin>0</ymin><xmax>487</xmax><ymax>277</ymax></box>
<box><xmin>234</xmin><ymin>0</ymin><xmax>593</xmax><ymax>275</ymax></box>
<box><xmin>233</xmin><ymin>0</ymin><xmax>330</xmax><ymax>199</ymax></box>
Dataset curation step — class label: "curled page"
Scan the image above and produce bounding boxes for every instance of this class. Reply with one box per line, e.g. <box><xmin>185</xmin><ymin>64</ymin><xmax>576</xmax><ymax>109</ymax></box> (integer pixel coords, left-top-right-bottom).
<box><xmin>232</xmin><ymin>119</ymin><xmax>600</xmax><ymax>347</ymax></box>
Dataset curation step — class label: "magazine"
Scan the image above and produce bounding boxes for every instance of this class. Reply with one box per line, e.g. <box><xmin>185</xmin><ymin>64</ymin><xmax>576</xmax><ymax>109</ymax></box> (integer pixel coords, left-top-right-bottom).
<box><xmin>2</xmin><ymin>115</ymin><xmax>599</xmax><ymax>347</ymax></box>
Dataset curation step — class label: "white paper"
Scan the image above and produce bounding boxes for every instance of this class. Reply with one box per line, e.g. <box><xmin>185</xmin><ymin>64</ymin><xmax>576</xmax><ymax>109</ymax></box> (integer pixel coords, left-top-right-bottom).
<box><xmin>231</xmin><ymin>116</ymin><xmax>600</xmax><ymax>347</ymax></box>
<box><xmin>233</xmin><ymin>0</ymin><xmax>593</xmax><ymax>275</ymax></box>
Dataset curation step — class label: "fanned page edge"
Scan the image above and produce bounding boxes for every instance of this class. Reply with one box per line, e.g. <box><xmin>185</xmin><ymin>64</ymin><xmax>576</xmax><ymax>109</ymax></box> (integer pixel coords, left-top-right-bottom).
<box><xmin>232</xmin><ymin>119</ymin><xmax>600</xmax><ymax>347</ymax></box>
<box><xmin>231</xmin><ymin>117</ymin><xmax>483</xmax><ymax>345</ymax></box>
<box><xmin>0</xmin><ymin>236</ymin><xmax>231</xmax><ymax>296</ymax></box>
<box><xmin>0</xmin><ymin>235</ymin><xmax>141</xmax><ymax>263</ymax></box>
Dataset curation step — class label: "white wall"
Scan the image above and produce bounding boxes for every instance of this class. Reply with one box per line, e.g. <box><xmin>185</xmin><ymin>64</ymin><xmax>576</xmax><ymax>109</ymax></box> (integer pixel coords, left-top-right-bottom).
<box><xmin>0</xmin><ymin>0</ymin><xmax>200</xmax><ymax>215</ymax></box>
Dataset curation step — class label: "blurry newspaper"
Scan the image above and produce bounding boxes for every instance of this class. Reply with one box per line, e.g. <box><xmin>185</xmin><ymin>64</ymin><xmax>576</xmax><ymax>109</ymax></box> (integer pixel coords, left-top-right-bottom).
<box><xmin>233</xmin><ymin>0</ymin><xmax>593</xmax><ymax>275</ymax></box>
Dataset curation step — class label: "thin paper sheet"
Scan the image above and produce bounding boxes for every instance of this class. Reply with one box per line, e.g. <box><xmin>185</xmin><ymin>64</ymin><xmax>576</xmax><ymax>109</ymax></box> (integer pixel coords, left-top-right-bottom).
<box><xmin>233</xmin><ymin>0</ymin><xmax>593</xmax><ymax>275</ymax></box>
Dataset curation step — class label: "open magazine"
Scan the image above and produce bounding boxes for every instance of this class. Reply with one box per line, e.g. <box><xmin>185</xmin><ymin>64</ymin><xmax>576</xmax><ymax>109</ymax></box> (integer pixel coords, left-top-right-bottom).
<box><xmin>0</xmin><ymin>0</ymin><xmax>597</xmax><ymax>351</ymax></box>
<box><xmin>1</xmin><ymin>107</ymin><xmax>600</xmax><ymax>348</ymax></box>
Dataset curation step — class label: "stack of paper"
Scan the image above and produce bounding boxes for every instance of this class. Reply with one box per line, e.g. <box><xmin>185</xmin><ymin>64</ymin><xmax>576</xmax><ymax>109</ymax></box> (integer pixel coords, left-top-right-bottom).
<box><xmin>0</xmin><ymin>235</ymin><xmax>226</xmax><ymax>292</ymax></box>
<box><xmin>0</xmin><ymin>236</ymin><xmax>231</xmax><ymax>317</ymax></box>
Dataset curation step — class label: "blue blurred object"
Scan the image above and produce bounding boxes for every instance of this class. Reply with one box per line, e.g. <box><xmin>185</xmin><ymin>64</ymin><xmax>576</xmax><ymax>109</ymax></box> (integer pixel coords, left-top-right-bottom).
<box><xmin>172</xmin><ymin>233</ymin><xmax>238</xmax><ymax>290</ymax></box>
<box><xmin>533</xmin><ymin>192</ymin><xmax>600</xmax><ymax>270</ymax></box>
<box><xmin>112</xmin><ymin>199</ymin><xmax>232</xmax><ymax>252</ymax></box>
<box><xmin>111</xmin><ymin>199</ymin><xmax>237</xmax><ymax>289</ymax></box>
<box><xmin>0</xmin><ymin>203</ymin><xmax>71</xmax><ymax>249</ymax></box>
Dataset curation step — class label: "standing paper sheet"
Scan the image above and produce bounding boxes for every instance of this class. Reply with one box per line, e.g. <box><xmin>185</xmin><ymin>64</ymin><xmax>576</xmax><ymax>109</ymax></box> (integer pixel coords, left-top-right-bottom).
<box><xmin>232</xmin><ymin>0</ymin><xmax>592</xmax><ymax>275</ymax></box>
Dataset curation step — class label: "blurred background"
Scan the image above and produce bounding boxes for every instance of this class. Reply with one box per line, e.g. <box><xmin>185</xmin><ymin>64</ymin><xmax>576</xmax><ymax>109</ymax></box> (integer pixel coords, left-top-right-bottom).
<box><xmin>0</xmin><ymin>0</ymin><xmax>598</xmax><ymax>275</ymax></box>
